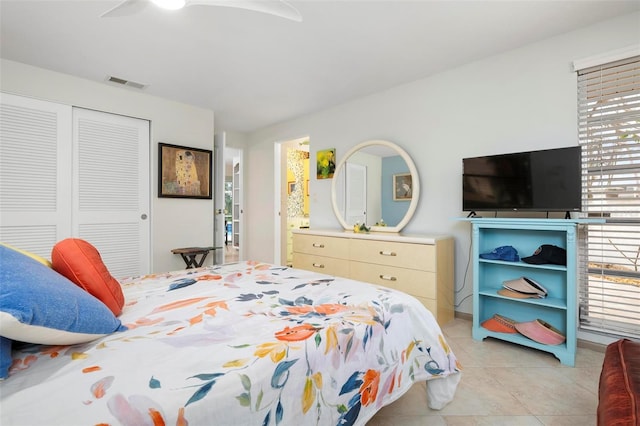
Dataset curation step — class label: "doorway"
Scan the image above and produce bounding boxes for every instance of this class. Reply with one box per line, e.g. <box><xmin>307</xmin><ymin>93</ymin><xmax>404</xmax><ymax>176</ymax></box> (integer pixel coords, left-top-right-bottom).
<box><xmin>224</xmin><ymin>148</ymin><xmax>242</xmax><ymax>263</ymax></box>
<box><xmin>275</xmin><ymin>137</ymin><xmax>310</xmax><ymax>266</ymax></box>
<box><xmin>214</xmin><ymin>132</ymin><xmax>242</xmax><ymax>264</ymax></box>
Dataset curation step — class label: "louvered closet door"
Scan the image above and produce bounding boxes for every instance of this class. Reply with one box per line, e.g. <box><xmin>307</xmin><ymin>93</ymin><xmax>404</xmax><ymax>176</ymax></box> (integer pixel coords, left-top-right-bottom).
<box><xmin>72</xmin><ymin>108</ymin><xmax>150</xmax><ymax>278</ymax></box>
<box><xmin>0</xmin><ymin>93</ymin><xmax>72</xmax><ymax>258</ymax></box>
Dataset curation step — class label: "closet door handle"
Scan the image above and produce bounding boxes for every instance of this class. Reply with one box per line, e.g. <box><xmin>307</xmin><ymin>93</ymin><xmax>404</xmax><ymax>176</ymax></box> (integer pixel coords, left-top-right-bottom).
<box><xmin>379</xmin><ymin>251</ymin><xmax>397</xmax><ymax>257</ymax></box>
<box><xmin>312</xmin><ymin>263</ymin><xmax>325</xmax><ymax>269</ymax></box>
<box><xmin>312</xmin><ymin>243</ymin><xmax>325</xmax><ymax>248</ymax></box>
<box><xmin>379</xmin><ymin>275</ymin><xmax>397</xmax><ymax>281</ymax></box>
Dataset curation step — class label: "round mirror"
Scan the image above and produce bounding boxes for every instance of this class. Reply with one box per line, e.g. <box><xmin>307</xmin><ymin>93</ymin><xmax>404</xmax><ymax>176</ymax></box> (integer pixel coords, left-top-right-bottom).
<box><xmin>331</xmin><ymin>140</ymin><xmax>420</xmax><ymax>233</ymax></box>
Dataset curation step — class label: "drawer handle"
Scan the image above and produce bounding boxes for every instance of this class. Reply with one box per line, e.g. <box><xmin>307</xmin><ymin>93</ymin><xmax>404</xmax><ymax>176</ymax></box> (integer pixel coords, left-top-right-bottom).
<box><xmin>312</xmin><ymin>263</ymin><xmax>325</xmax><ymax>269</ymax></box>
<box><xmin>379</xmin><ymin>274</ymin><xmax>397</xmax><ymax>281</ymax></box>
<box><xmin>312</xmin><ymin>243</ymin><xmax>325</xmax><ymax>248</ymax></box>
<box><xmin>379</xmin><ymin>251</ymin><xmax>397</xmax><ymax>257</ymax></box>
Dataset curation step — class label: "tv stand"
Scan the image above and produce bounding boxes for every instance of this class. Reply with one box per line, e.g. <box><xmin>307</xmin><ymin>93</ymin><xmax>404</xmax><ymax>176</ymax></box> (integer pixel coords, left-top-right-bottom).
<box><xmin>468</xmin><ymin>218</ymin><xmax>579</xmax><ymax>365</ymax></box>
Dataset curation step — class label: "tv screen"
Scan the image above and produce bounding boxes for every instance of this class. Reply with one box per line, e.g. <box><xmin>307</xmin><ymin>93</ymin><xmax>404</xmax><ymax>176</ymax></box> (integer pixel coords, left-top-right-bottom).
<box><xmin>462</xmin><ymin>146</ymin><xmax>582</xmax><ymax>212</ymax></box>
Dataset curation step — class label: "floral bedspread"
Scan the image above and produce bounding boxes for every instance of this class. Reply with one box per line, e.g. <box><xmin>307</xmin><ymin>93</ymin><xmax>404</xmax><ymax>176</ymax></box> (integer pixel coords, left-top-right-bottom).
<box><xmin>1</xmin><ymin>261</ymin><xmax>461</xmax><ymax>425</ymax></box>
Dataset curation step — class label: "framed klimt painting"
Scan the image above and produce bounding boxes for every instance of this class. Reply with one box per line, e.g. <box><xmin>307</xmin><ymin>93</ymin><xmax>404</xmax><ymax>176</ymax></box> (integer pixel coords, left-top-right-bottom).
<box><xmin>393</xmin><ymin>173</ymin><xmax>412</xmax><ymax>201</ymax></box>
<box><xmin>159</xmin><ymin>143</ymin><xmax>212</xmax><ymax>199</ymax></box>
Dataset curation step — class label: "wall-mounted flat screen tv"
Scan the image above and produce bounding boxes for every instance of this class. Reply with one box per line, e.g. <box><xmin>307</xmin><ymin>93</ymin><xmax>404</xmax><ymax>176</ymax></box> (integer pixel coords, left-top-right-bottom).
<box><xmin>462</xmin><ymin>146</ymin><xmax>582</xmax><ymax>212</ymax></box>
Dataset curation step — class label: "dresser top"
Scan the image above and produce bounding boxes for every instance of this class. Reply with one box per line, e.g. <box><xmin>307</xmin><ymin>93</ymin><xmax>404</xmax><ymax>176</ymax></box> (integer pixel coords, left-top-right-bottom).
<box><xmin>292</xmin><ymin>228</ymin><xmax>452</xmax><ymax>245</ymax></box>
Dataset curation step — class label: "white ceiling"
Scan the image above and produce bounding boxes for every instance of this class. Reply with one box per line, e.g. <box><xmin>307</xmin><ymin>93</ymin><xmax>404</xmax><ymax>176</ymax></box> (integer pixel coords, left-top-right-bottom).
<box><xmin>2</xmin><ymin>0</ymin><xmax>639</xmax><ymax>133</ymax></box>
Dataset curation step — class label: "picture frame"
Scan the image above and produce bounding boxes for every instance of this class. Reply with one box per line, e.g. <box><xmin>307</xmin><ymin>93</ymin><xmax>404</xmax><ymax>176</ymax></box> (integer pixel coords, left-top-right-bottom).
<box><xmin>316</xmin><ymin>148</ymin><xmax>336</xmax><ymax>179</ymax></box>
<box><xmin>159</xmin><ymin>143</ymin><xmax>212</xmax><ymax>199</ymax></box>
<box><xmin>393</xmin><ymin>173</ymin><xmax>412</xmax><ymax>201</ymax></box>
<box><xmin>288</xmin><ymin>181</ymin><xmax>296</xmax><ymax>194</ymax></box>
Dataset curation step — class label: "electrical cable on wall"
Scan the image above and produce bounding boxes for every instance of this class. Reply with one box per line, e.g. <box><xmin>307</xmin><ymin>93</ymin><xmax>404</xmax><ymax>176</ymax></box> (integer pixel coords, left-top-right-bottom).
<box><xmin>454</xmin><ymin>226</ymin><xmax>473</xmax><ymax>308</ymax></box>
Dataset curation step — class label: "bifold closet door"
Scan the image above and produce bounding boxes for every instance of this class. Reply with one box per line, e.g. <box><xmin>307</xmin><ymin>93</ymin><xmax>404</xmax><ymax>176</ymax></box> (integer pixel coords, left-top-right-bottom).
<box><xmin>1</xmin><ymin>94</ymin><xmax>150</xmax><ymax>277</ymax></box>
<box><xmin>0</xmin><ymin>93</ymin><xmax>73</xmax><ymax>257</ymax></box>
<box><xmin>72</xmin><ymin>108</ymin><xmax>150</xmax><ymax>278</ymax></box>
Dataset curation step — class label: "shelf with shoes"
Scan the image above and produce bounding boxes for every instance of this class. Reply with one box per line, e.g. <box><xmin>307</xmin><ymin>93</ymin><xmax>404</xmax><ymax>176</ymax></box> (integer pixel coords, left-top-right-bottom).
<box><xmin>477</xmin><ymin>262</ymin><xmax>568</xmax><ymax>309</ymax></box>
<box><xmin>465</xmin><ymin>218</ymin><xmax>588</xmax><ymax>367</ymax></box>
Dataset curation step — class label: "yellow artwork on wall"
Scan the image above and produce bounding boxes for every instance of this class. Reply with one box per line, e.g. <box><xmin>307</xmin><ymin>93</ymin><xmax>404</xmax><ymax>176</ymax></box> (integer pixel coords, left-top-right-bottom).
<box><xmin>159</xmin><ymin>143</ymin><xmax>212</xmax><ymax>199</ymax></box>
<box><xmin>316</xmin><ymin>148</ymin><xmax>336</xmax><ymax>179</ymax></box>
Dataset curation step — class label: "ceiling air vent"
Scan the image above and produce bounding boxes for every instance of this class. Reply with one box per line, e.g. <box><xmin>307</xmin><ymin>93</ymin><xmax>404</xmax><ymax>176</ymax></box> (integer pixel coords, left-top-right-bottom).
<box><xmin>105</xmin><ymin>75</ymin><xmax>147</xmax><ymax>90</ymax></box>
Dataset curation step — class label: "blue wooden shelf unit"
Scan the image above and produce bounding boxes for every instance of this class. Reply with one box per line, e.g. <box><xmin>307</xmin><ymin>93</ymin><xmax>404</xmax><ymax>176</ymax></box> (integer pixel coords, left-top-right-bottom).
<box><xmin>469</xmin><ymin>218</ymin><xmax>582</xmax><ymax>366</ymax></box>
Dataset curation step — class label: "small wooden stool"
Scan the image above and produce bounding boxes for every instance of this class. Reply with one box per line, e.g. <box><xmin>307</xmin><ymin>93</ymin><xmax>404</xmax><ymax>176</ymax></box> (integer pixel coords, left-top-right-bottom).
<box><xmin>171</xmin><ymin>247</ymin><xmax>216</xmax><ymax>269</ymax></box>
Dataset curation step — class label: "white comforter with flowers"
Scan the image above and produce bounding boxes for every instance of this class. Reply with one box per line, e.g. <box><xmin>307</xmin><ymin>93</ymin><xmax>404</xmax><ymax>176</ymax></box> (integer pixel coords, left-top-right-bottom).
<box><xmin>1</xmin><ymin>261</ymin><xmax>461</xmax><ymax>425</ymax></box>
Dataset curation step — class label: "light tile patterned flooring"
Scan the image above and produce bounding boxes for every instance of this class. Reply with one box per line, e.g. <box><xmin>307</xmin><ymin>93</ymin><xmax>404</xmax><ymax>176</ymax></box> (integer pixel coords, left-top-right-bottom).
<box><xmin>224</xmin><ymin>245</ymin><xmax>239</xmax><ymax>263</ymax></box>
<box><xmin>368</xmin><ymin>318</ymin><xmax>605</xmax><ymax>425</ymax></box>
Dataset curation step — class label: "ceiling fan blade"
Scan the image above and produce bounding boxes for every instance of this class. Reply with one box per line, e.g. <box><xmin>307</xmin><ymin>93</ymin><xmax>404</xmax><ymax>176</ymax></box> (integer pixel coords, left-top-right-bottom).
<box><xmin>187</xmin><ymin>0</ymin><xmax>302</xmax><ymax>22</ymax></box>
<box><xmin>101</xmin><ymin>0</ymin><xmax>150</xmax><ymax>18</ymax></box>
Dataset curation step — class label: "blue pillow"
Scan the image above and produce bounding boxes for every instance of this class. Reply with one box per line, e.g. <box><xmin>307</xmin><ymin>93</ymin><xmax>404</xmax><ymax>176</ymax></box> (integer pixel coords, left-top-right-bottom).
<box><xmin>0</xmin><ymin>336</ymin><xmax>11</xmax><ymax>380</ymax></box>
<box><xmin>0</xmin><ymin>245</ymin><xmax>127</xmax><ymax>346</ymax></box>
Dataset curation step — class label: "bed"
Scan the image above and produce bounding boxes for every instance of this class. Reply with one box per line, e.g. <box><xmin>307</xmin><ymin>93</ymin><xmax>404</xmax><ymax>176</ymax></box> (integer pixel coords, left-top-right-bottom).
<box><xmin>0</xmin><ymin>246</ymin><xmax>461</xmax><ymax>425</ymax></box>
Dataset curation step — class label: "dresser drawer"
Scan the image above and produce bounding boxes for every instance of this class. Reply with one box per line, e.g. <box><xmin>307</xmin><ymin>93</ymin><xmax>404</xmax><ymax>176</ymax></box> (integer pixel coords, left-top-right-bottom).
<box><xmin>349</xmin><ymin>239</ymin><xmax>435</xmax><ymax>271</ymax></box>
<box><xmin>349</xmin><ymin>262</ymin><xmax>436</xmax><ymax>299</ymax></box>
<box><xmin>293</xmin><ymin>234</ymin><xmax>349</xmax><ymax>259</ymax></box>
<box><xmin>292</xmin><ymin>252</ymin><xmax>350</xmax><ymax>277</ymax></box>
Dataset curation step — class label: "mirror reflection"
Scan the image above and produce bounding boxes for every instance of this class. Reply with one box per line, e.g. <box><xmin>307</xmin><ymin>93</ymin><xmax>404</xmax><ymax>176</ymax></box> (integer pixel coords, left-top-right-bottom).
<box><xmin>333</xmin><ymin>143</ymin><xmax>414</xmax><ymax>229</ymax></box>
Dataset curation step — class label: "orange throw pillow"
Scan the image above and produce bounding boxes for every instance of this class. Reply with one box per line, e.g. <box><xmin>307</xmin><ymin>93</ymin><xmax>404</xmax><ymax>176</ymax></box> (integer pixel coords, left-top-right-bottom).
<box><xmin>52</xmin><ymin>239</ymin><xmax>124</xmax><ymax>316</ymax></box>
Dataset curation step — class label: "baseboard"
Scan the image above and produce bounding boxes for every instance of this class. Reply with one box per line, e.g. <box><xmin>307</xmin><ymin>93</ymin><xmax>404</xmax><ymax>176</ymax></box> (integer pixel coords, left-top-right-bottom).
<box><xmin>577</xmin><ymin>338</ymin><xmax>607</xmax><ymax>353</ymax></box>
<box><xmin>455</xmin><ymin>311</ymin><xmax>472</xmax><ymax>321</ymax></box>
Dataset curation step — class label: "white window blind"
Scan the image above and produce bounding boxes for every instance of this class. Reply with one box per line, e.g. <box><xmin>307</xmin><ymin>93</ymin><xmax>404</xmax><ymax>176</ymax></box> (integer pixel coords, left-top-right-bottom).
<box><xmin>577</xmin><ymin>55</ymin><xmax>640</xmax><ymax>338</ymax></box>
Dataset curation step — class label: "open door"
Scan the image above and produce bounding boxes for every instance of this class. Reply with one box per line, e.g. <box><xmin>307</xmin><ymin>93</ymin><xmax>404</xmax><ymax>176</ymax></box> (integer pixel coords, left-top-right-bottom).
<box><xmin>231</xmin><ymin>154</ymin><xmax>243</xmax><ymax>259</ymax></box>
<box><xmin>275</xmin><ymin>137</ymin><xmax>310</xmax><ymax>266</ymax></box>
<box><xmin>213</xmin><ymin>132</ymin><xmax>226</xmax><ymax>264</ymax></box>
<box><xmin>277</xmin><ymin>142</ymin><xmax>288</xmax><ymax>265</ymax></box>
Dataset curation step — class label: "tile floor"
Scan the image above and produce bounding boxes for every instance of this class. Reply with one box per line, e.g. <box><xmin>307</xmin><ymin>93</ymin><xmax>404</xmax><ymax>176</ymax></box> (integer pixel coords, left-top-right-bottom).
<box><xmin>368</xmin><ymin>318</ymin><xmax>605</xmax><ymax>425</ymax></box>
<box><xmin>224</xmin><ymin>245</ymin><xmax>239</xmax><ymax>263</ymax></box>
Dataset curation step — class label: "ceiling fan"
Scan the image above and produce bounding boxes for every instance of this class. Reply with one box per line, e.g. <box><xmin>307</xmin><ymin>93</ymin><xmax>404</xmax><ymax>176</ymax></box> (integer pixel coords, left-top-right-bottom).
<box><xmin>101</xmin><ymin>0</ymin><xmax>302</xmax><ymax>22</ymax></box>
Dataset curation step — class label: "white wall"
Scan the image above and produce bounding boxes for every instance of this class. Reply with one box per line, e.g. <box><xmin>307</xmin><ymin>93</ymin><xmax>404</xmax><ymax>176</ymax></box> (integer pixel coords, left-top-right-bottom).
<box><xmin>222</xmin><ymin>131</ymin><xmax>248</xmax><ymax>150</ymax></box>
<box><xmin>243</xmin><ymin>12</ymin><xmax>640</xmax><ymax>315</ymax></box>
<box><xmin>1</xmin><ymin>59</ymin><xmax>215</xmax><ymax>273</ymax></box>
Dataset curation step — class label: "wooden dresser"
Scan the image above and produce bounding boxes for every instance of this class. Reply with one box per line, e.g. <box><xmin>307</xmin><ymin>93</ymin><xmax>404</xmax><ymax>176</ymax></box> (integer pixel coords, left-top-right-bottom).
<box><xmin>292</xmin><ymin>229</ymin><xmax>454</xmax><ymax>325</ymax></box>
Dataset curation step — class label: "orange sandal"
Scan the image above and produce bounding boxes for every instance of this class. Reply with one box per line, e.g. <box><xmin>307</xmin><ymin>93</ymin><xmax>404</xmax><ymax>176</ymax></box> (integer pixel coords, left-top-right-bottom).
<box><xmin>481</xmin><ymin>313</ymin><xmax>517</xmax><ymax>333</ymax></box>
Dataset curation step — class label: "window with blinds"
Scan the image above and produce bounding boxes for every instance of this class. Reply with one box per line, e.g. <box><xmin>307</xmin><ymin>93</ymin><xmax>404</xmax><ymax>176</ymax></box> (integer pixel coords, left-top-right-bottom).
<box><xmin>577</xmin><ymin>55</ymin><xmax>640</xmax><ymax>339</ymax></box>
